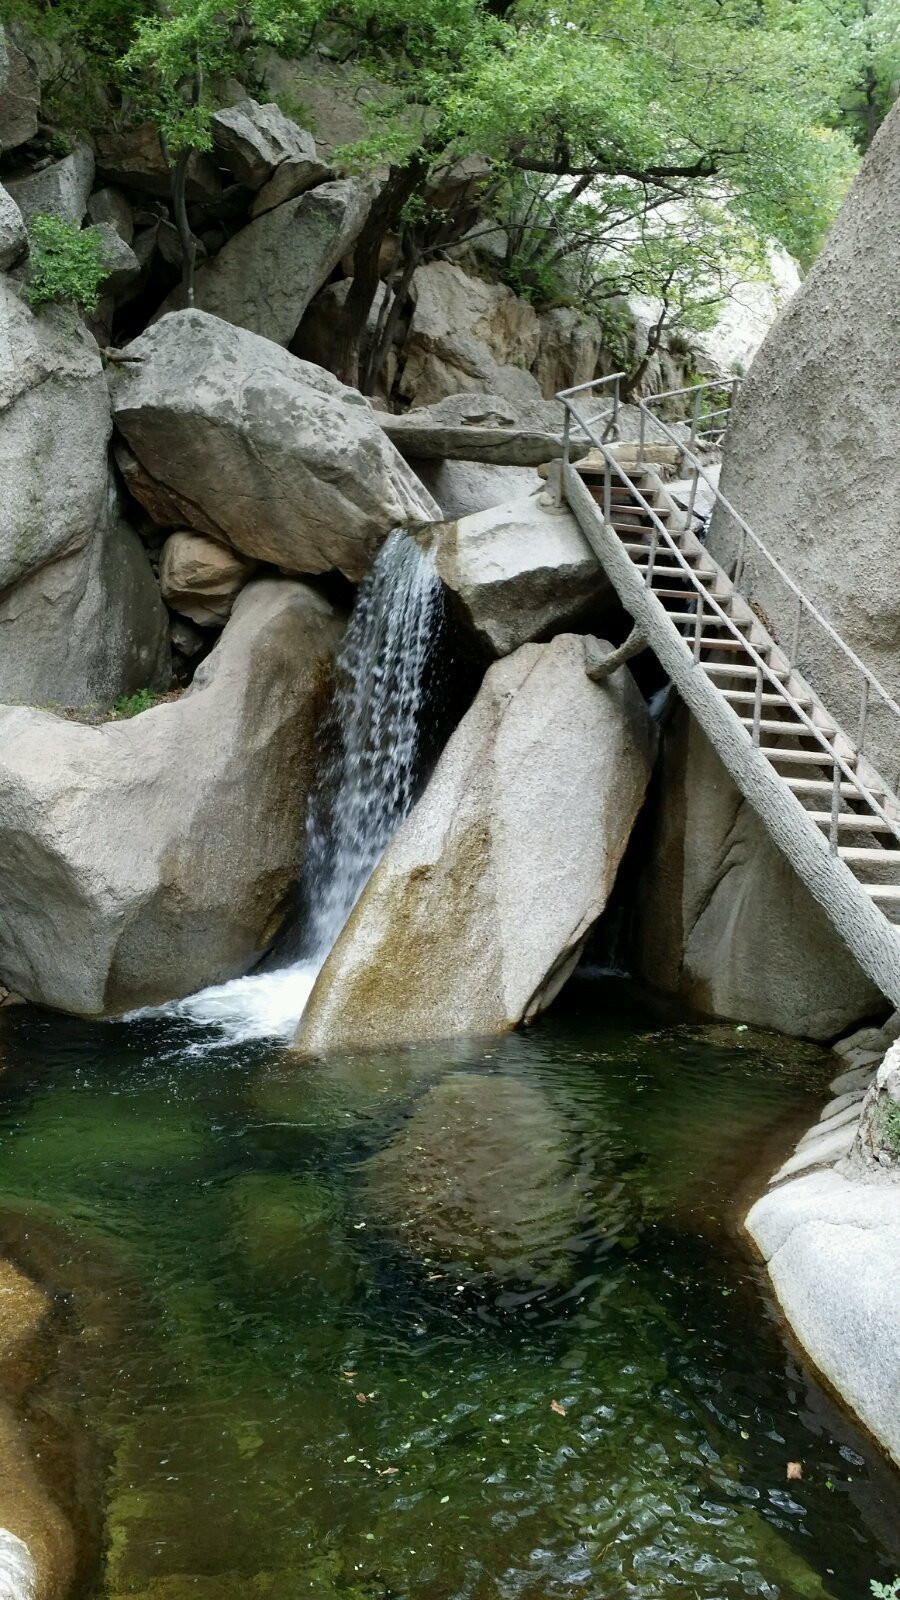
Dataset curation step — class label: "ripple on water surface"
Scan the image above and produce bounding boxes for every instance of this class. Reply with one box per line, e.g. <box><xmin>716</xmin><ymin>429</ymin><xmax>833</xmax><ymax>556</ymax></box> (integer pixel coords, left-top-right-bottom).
<box><xmin>0</xmin><ymin>977</ymin><xmax>897</xmax><ymax>1600</ymax></box>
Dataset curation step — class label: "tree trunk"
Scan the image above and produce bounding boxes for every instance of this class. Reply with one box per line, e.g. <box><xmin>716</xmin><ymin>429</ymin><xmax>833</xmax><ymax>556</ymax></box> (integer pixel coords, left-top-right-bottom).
<box><xmin>171</xmin><ymin>146</ymin><xmax>197</xmax><ymax>307</ymax></box>
<box><xmin>331</xmin><ymin>154</ymin><xmax>428</xmax><ymax>389</ymax></box>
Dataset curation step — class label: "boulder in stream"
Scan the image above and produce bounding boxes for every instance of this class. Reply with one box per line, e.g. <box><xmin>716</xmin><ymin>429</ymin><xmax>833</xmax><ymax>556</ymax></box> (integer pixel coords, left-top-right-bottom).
<box><xmin>110</xmin><ymin>311</ymin><xmax>440</xmax><ymax>582</ymax></box>
<box><xmin>0</xmin><ymin>579</ymin><xmax>344</xmax><ymax>1016</ymax></box>
<box><xmin>296</xmin><ymin>633</ymin><xmax>656</xmax><ymax>1051</ymax></box>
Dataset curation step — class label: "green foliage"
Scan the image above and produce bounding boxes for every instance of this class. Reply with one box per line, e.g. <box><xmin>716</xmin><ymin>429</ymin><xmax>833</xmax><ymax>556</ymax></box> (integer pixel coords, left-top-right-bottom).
<box><xmin>876</xmin><ymin>1101</ymin><xmax>900</xmax><ymax>1157</ymax></box>
<box><xmin>110</xmin><ymin>688</ymin><xmax>156</xmax><ymax>719</ymax></box>
<box><xmin>871</xmin><ymin>1580</ymin><xmax>900</xmax><ymax>1600</ymax></box>
<box><xmin>24</xmin><ymin>216</ymin><xmax>107</xmax><ymax>314</ymax></box>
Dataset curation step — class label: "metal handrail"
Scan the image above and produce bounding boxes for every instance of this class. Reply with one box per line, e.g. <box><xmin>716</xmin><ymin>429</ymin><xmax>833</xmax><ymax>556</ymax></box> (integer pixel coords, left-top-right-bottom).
<box><xmin>556</xmin><ymin>376</ymin><xmax>900</xmax><ymax>852</ymax></box>
<box><xmin>559</xmin><ymin>374</ymin><xmax>900</xmax><ymax>775</ymax></box>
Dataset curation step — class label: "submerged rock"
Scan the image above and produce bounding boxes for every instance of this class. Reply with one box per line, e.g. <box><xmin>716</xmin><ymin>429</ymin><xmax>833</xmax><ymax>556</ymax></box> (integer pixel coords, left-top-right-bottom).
<box><xmin>296</xmin><ymin>633</ymin><xmax>656</xmax><ymax>1051</ymax></box>
<box><xmin>363</xmin><ymin>1072</ymin><xmax>583</xmax><ymax>1285</ymax></box>
<box><xmin>633</xmin><ymin>707</ymin><xmax>882</xmax><ymax>1039</ymax></box>
<box><xmin>110</xmin><ymin>310</ymin><xmax>440</xmax><ymax>581</ymax></box>
<box><xmin>0</xmin><ymin>278</ymin><xmax>169</xmax><ymax>707</ymax></box>
<box><xmin>0</xmin><ymin>579</ymin><xmax>343</xmax><ymax>1016</ymax></box>
<box><xmin>434</xmin><ymin>492</ymin><xmax>612</xmax><ymax>656</ymax></box>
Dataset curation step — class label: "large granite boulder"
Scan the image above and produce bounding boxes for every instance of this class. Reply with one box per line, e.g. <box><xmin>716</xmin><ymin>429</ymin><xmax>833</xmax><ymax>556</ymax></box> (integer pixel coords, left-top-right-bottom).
<box><xmin>746</xmin><ymin>1168</ymin><xmax>900</xmax><ymax>1468</ymax></box>
<box><xmin>0</xmin><ymin>24</ymin><xmax>39</xmax><ymax>153</ymax></box>
<box><xmin>710</xmin><ymin>103</ymin><xmax>900</xmax><ymax>779</ymax></box>
<box><xmin>211</xmin><ymin>98</ymin><xmax>329</xmax><ymax>196</ymax></box>
<box><xmin>110</xmin><ymin>310</ymin><xmax>439</xmax><ymax>581</ymax></box>
<box><xmin>158</xmin><ymin>178</ymin><xmax>371</xmax><ymax>346</ymax></box>
<box><xmin>632</xmin><ymin>708</ymin><xmax>882</xmax><ymax>1039</ymax></box>
<box><xmin>0</xmin><ymin>279</ymin><xmax>169</xmax><ymax>706</ymax></box>
<box><xmin>6</xmin><ymin>141</ymin><xmax>94</xmax><ymax>227</ymax></box>
<box><xmin>533</xmin><ymin>307</ymin><xmax>603</xmax><ymax>399</ymax></box>
<box><xmin>0</xmin><ymin>182</ymin><xmax>26</xmax><ymax>270</ymax></box>
<box><xmin>296</xmin><ymin>633</ymin><xmax>656</xmax><ymax>1051</ymax></box>
<box><xmin>433</xmin><ymin>492</ymin><xmax>612</xmax><ymax>656</ymax></box>
<box><xmin>397</xmin><ymin>259</ymin><xmax>560</xmax><ymax>420</ymax></box>
<box><xmin>0</xmin><ymin>580</ymin><xmax>344</xmax><ymax>1016</ymax></box>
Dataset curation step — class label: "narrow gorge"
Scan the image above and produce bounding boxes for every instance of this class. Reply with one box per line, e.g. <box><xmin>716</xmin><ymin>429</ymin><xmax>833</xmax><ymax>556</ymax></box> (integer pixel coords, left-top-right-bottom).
<box><xmin>0</xmin><ymin>6</ymin><xmax>899</xmax><ymax>1597</ymax></box>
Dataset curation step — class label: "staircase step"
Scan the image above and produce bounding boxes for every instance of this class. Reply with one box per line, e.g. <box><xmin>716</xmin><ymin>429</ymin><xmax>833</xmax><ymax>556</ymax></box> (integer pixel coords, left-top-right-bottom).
<box><xmin>724</xmin><ymin>689</ymin><xmax>812</xmax><ymax>709</ymax></box>
<box><xmin>704</xmin><ymin>662</ymin><xmax>789</xmax><ymax>681</ymax></box>
<box><xmin>739</xmin><ymin>717</ymin><xmax>833</xmax><ymax>738</ymax></box>
<box><xmin>761</xmin><ymin>747</ymin><xmax>845</xmax><ymax>766</ymax></box>
<box><xmin>808</xmin><ymin>811</ymin><xmax>898</xmax><ymax>831</ymax></box>
<box><xmin>864</xmin><ymin>884</ymin><xmax>900</xmax><ymax>902</ymax></box>
<box><xmin>787</xmin><ymin>777</ymin><xmax>881</xmax><ymax>798</ymax></box>
<box><xmin>839</xmin><ymin>846</ymin><xmax>900</xmax><ymax>862</ymax></box>
<box><xmin>696</xmin><ymin>638</ymin><xmax>760</xmax><ymax>653</ymax></box>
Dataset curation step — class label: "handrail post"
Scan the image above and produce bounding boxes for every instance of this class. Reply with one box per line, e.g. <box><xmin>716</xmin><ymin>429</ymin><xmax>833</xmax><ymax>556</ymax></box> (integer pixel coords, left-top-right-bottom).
<box><xmin>734</xmin><ymin>522</ymin><xmax>747</xmax><ymax>589</ymax></box>
<box><xmin>857</xmin><ymin>677</ymin><xmax>869</xmax><ymax>755</ymax></box>
<box><xmin>638</xmin><ymin>403</ymin><xmax>646</xmax><ymax>468</ymax></box>
<box><xmin>791</xmin><ymin>596</ymin><xmax>802</xmax><ymax>664</ymax></box>
<box><xmin>556</xmin><ymin>405</ymin><xmax>571</xmax><ymax>508</ymax></box>
<box><xmin>752</xmin><ymin>665</ymin><xmax>763</xmax><ymax>745</ymax></box>
<box><xmin>686</xmin><ymin>463</ymin><xmax>700</xmax><ymax>526</ymax></box>
<box><xmin>689</xmin><ymin>386</ymin><xmax>703</xmax><ymax>453</ymax></box>
<box><xmin>830</xmin><ymin>761</ymin><xmax>841</xmax><ymax>854</ymax></box>
<box><xmin>612</xmin><ymin>375</ymin><xmax>620</xmax><ymax>440</ymax></box>
<box><xmin>603</xmin><ymin>453</ymin><xmax>611</xmax><ymax>527</ymax></box>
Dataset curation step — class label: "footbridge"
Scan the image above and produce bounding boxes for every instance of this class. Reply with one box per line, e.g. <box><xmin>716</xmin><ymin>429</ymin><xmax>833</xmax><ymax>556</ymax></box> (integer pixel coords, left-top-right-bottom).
<box><xmin>557</xmin><ymin>374</ymin><xmax>900</xmax><ymax>1009</ymax></box>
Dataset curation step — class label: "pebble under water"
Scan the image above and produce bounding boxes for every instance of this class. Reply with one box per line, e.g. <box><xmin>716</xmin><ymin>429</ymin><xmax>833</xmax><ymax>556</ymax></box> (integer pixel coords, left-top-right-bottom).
<box><xmin>0</xmin><ymin>977</ymin><xmax>898</xmax><ymax>1600</ymax></box>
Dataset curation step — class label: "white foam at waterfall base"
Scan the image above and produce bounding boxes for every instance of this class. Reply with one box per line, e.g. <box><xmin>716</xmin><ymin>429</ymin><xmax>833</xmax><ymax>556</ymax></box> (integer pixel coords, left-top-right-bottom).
<box><xmin>131</xmin><ymin>529</ymin><xmax>443</xmax><ymax>1046</ymax></box>
<box><xmin>0</xmin><ymin>1530</ymin><xmax>36</xmax><ymax>1600</ymax></box>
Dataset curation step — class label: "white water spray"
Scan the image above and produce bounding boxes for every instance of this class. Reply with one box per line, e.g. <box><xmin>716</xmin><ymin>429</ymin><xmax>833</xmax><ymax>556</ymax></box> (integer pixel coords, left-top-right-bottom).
<box><xmin>0</xmin><ymin>1531</ymin><xmax>36</xmax><ymax>1600</ymax></box>
<box><xmin>138</xmin><ymin>529</ymin><xmax>444</xmax><ymax>1044</ymax></box>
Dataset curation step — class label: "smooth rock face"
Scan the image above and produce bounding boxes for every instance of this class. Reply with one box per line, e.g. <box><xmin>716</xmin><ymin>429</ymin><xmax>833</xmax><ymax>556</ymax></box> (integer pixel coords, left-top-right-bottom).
<box><xmin>0</xmin><ymin>25</ymin><xmax>39</xmax><ymax>153</ymax></box>
<box><xmin>434</xmin><ymin>493</ymin><xmax>612</xmax><ymax>656</ymax></box>
<box><xmin>6</xmin><ymin>141</ymin><xmax>95</xmax><ymax>227</ymax></box>
<box><xmin>211</xmin><ymin>98</ymin><xmax>325</xmax><ymax>190</ymax></box>
<box><xmin>296</xmin><ymin>634</ymin><xmax>656</xmax><ymax>1051</ymax></box>
<box><xmin>159</xmin><ymin>530</ymin><xmax>256</xmax><ymax>626</ymax></box>
<box><xmin>93</xmin><ymin>221</ymin><xmax>140</xmax><ymax>294</ymax></box>
<box><xmin>86</xmin><ymin>185</ymin><xmax>134</xmax><ymax>242</ymax></box>
<box><xmin>0</xmin><ymin>279</ymin><xmax>169</xmax><ymax>706</ymax></box>
<box><xmin>633</xmin><ymin>709</ymin><xmax>881</xmax><ymax>1039</ymax></box>
<box><xmin>398</xmin><ymin>260</ymin><xmax>560</xmax><ymax>421</ymax></box>
<box><xmin>746</xmin><ymin>1168</ymin><xmax>900</xmax><ymax>1467</ymax></box>
<box><xmin>411</xmin><ymin>458</ymin><xmax>543</xmax><ymax>519</ymax></box>
<box><xmin>110</xmin><ymin>310</ymin><xmax>440</xmax><ymax>581</ymax></box>
<box><xmin>533</xmin><ymin>307</ymin><xmax>603</xmax><ymax>399</ymax></box>
<box><xmin>845</xmin><ymin>1038</ymin><xmax>900</xmax><ymax>1176</ymax></box>
<box><xmin>0</xmin><ymin>580</ymin><xmax>344</xmax><ymax>1016</ymax></box>
<box><xmin>0</xmin><ymin>182</ymin><xmax>26</xmax><ymax>269</ymax></box>
<box><xmin>162</xmin><ymin>178</ymin><xmax>371</xmax><ymax>346</ymax></box>
<box><xmin>710</xmin><ymin>103</ymin><xmax>900</xmax><ymax>779</ymax></box>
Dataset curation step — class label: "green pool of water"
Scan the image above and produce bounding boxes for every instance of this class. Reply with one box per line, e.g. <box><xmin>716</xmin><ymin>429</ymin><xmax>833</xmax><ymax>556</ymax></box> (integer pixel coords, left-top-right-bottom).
<box><xmin>0</xmin><ymin>978</ymin><xmax>898</xmax><ymax>1599</ymax></box>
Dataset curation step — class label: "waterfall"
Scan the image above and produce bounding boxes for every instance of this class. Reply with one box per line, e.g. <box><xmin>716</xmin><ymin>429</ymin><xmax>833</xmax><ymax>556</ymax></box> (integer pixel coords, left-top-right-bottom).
<box><xmin>142</xmin><ymin>529</ymin><xmax>444</xmax><ymax>1043</ymax></box>
<box><xmin>0</xmin><ymin>1531</ymin><xmax>35</xmax><ymax>1600</ymax></box>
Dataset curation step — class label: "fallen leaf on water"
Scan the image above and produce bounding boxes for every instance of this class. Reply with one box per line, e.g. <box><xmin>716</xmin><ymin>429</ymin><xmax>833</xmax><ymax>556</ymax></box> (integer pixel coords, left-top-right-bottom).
<box><xmin>787</xmin><ymin>1461</ymin><xmax>803</xmax><ymax>1481</ymax></box>
<box><xmin>378</xmin><ymin>1467</ymin><xmax>399</xmax><ymax>1476</ymax></box>
<box><xmin>550</xmin><ymin>1400</ymin><xmax>567</xmax><ymax>1417</ymax></box>
<box><xmin>356</xmin><ymin>1393</ymin><xmax>368</xmax><ymax>1405</ymax></box>
<box><xmin>341</xmin><ymin>1370</ymin><xmax>357</xmax><ymax>1379</ymax></box>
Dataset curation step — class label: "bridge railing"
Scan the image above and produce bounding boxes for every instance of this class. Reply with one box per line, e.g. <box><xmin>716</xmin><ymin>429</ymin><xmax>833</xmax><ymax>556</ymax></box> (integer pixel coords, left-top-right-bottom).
<box><xmin>557</xmin><ymin>374</ymin><xmax>900</xmax><ymax>789</ymax></box>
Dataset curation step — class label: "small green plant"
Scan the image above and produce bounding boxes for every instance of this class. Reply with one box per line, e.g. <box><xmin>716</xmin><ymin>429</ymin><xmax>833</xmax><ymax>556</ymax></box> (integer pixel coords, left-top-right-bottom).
<box><xmin>871</xmin><ymin>1579</ymin><xmax>900</xmax><ymax>1599</ymax></box>
<box><xmin>25</xmin><ymin>215</ymin><xmax>107</xmax><ymax>314</ymax></box>
<box><xmin>110</xmin><ymin>688</ymin><xmax>155</xmax><ymax>720</ymax></box>
<box><xmin>876</xmin><ymin>1101</ymin><xmax>900</xmax><ymax>1157</ymax></box>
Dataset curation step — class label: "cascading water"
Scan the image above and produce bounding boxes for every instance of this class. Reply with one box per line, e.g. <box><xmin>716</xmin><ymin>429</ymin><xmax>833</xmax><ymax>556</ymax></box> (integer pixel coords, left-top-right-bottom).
<box><xmin>144</xmin><ymin>529</ymin><xmax>444</xmax><ymax>1043</ymax></box>
<box><xmin>0</xmin><ymin>1531</ymin><xmax>36</xmax><ymax>1600</ymax></box>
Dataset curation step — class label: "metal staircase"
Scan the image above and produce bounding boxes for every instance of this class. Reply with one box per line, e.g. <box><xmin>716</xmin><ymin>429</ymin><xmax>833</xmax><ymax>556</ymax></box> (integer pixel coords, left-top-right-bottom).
<box><xmin>557</xmin><ymin>374</ymin><xmax>900</xmax><ymax>1009</ymax></box>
